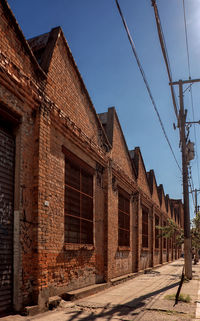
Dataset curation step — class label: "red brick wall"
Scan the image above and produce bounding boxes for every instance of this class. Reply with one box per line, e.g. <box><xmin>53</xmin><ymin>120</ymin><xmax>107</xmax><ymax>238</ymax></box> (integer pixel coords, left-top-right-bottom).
<box><xmin>151</xmin><ymin>180</ymin><xmax>160</xmax><ymax>206</ymax></box>
<box><xmin>135</xmin><ymin>150</ymin><xmax>151</xmax><ymax>197</ymax></box>
<box><xmin>0</xmin><ymin>2</ymin><xmax>39</xmax><ymax>79</ymax></box>
<box><xmin>44</xmin><ymin>33</ymin><xmax>101</xmax><ymax>145</ymax></box>
<box><xmin>0</xmin><ymin>2</ymin><xmax>46</xmax><ymax>307</ymax></box>
<box><xmin>0</xmin><ymin>80</ymin><xmax>40</xmax><ymax>307</ymax></box>
<box><xmin>107</xmin><ymin>185</ymin><xmax>132</xmax><ymax>279</ymax></box>
<box><xmin>0</xmin><ymin>3</ymin><xmax>184</xmax><ymax>310</ymax></box>
<box><xmin>112</xmin><ymin>115</ymin><xmax>133</xmax><ymax>178</ymax></box>
<box><xmin>33</xmin><ymin>108</ymin><xmax>106</xmax><ymax>305</ymax></box>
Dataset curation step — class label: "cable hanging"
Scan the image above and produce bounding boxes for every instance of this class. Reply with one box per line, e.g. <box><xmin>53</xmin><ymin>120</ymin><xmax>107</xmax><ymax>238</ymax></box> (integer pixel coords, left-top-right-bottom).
<box><xmin>182</xmin><ymin>0</ymin><xmax>200</xmax><ymax>190</ymax></box>
<box><xmin>151</xmin><ymin>0</ymin><xmax>179</xmax><ymax>121</ymax></box>
<box><xmin>115</xmin><ymin>0</ymin><xmax>181</xmax><ymax>172</ymax></box>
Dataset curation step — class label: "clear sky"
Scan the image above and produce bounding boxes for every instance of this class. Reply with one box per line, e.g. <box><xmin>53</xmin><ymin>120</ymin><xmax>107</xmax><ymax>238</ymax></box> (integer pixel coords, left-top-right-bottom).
<box><xmin>7</xmin><ymin>0</ymin><xmax>200</xmax><ymax>218</ymax></box>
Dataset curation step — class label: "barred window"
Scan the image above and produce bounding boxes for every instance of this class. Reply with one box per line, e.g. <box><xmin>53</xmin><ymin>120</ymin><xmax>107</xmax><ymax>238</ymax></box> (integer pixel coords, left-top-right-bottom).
<box><xmin>163</xmin><ymin>221</ymin><xmax>167</xmax><ymax>249</ymax></box>
<box><xmin>168</xmin><ymin>238</ymin><xmax>172</xmax><ymax>249</ymax></box>
<box><xmin>155</xmin><ymin>215</ymin><xmax>159</xmax><ymax>249</ymax></box>
<box><xmin>64</xmin><ymin>155</ymin><xmax>93</xmax><ymax>244</ymax></box>
<box><xmin>142</xmin><ymin>208</ymin><xmax>148</xmax><ymax>248</ymax></box>
<box><xmin>118</xmin><ymin>191</ymin><xmax>130</xmax><ymax>246</ymax></box>
<box><xmin>173</xmin><ymin>233</ymin><xmax>176</xmax><ymax>249</ymax></box>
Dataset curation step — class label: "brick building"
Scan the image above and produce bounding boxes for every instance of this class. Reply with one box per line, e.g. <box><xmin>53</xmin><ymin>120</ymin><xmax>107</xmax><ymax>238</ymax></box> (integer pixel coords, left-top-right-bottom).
<box><xmin>0</xmin><ymin>0</ymin><xmax>183</xmax><ymax>314</ymax></box>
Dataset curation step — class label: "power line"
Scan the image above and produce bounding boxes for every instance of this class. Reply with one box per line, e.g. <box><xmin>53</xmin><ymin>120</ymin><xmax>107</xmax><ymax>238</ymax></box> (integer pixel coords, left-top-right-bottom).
<box><xmin>115</xmin><ymin>0</ymin><xmax>181</xmax><ymax>172</ymax></box>
<box><xmin>189</xmin><ymin>87</ymin><xmax>200</xmax><ymax>188</ymax></box>
<box><xmin>151</xmin><ymin>0</ymin><xmax>179</xmax><ymax>121</ymax></box>
<box><xmin>182</xmin><ymin>0</ymin><xmax>191</xmax><ymax>77</ymax></box>
<box><xmin>182</xmin><ymin>0</ymin><xmax>200</xmax><ymax>189</ymax></box>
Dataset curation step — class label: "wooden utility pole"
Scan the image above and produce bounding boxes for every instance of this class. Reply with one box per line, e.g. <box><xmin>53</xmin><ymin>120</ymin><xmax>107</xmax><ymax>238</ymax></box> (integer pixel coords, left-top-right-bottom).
<box><xmin>152</xmin><ymin>0</ymin><xmax>200</xmax><ymax>279</ymax></box>
<box><xmin>179</xmin><ymin>80</ymin><xmax>192</xmax><ymax>279</ymax></box>
<box><xmin>170</xmin><ymin>77</ymin><xmax>200</xmax><ymax>279</ymax></box>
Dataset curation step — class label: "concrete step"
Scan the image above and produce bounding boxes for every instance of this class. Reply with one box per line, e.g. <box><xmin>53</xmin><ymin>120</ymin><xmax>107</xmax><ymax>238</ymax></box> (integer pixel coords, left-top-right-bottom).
<box><xmin>111</xmin><ymin>272</ymin><xmax>143</xmax><ymax>286</ymax></box>
<box><xmin>48</xmin><ymin>295</ymin><xmax>62</xmax><ymax>310</ymax></box>
<box><xmin>110</xmin><ymin>264</ymin><xmax>167</xmax><ymax>286</ymax></box>
<box><xmin>61</xmin><ymin>282</ymin><xmax>109</xmax><ymax>301</ymax></box>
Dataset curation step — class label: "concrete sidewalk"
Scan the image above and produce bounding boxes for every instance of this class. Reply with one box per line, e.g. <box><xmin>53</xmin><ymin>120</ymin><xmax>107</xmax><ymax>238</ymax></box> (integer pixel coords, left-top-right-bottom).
<box><xmin>1</xmin><ymin>258</ymin><xmax>200</xmax><ymax>320</ymax></box>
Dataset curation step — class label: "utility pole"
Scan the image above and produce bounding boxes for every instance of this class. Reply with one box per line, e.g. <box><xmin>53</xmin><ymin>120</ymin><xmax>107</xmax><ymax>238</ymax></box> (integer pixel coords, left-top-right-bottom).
<box><xmin>170</xmin><ymin>78</ymin><xmax>200</xmax><ymax>279</ymax></box>
<box><xmin>179</xmin><ymin>80</ymin><xmax>192</xmax><ymax>279</ymax></box>
<box><xmin>152</xmin><ymin>0</ymin><xmax>200</xmax><ymax>280</ymax></box>
<box><xmin>189</xmin><ymin>189</ymin><xmax>200</xmax><ymax>216</ymax></box>
<box><xmin>193</xmin><ymin>189</ymin><xmax>200</xmax><ymax>216</ymax></box>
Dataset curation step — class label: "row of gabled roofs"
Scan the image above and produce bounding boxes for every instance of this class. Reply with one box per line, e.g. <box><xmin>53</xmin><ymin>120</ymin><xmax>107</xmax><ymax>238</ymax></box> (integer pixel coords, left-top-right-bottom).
<box><xmin>99</xmin><ymin>107</ymin><xmax>182</xmax><ymax>225</ymax></box>
<box><xmin>2</xmin><ymin>0</ymin><xmax>182</xmax><ymax>224</ymax></box>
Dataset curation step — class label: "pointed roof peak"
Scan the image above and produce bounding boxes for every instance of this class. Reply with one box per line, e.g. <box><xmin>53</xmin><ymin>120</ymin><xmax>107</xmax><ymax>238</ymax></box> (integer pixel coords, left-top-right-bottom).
<box><xmin>1</xmin><ymin>0</ymin><xmax>46</xmax><ymax>77</ymax></box>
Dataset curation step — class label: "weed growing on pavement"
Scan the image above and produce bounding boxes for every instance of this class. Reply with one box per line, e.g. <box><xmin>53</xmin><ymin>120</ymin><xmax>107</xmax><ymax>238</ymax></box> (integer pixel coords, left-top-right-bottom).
<box><xmin>164</xmin><ymin>293</ymin><xmax>191</xmax><ymax>303</ymax></box>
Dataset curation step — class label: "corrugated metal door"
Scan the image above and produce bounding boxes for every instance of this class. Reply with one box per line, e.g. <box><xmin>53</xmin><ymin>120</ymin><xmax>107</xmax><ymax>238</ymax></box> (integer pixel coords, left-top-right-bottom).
<box><xmin>0</xmin><ymin>127</ymin><xmax>15</xmax><ymax>314</ymax></box>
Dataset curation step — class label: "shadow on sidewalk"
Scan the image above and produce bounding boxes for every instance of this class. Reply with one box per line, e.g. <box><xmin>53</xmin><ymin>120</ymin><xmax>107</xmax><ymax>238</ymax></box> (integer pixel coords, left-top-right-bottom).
<box><xmin>64</xmin><ymin>280</ymin><xmax>180</xmax><ymax>321</ymax></box>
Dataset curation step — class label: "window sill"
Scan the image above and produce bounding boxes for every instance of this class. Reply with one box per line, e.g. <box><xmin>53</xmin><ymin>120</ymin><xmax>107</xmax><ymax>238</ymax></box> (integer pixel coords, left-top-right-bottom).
<box><xmin>64</xmin><ymin>243</ymin><xmax>95</xmax><ymax>251</ymax></box>
<box><xmin>118</xmin><ymin>246</ymin><xmax>130</xmax><ymax>251</ymax></box>
<box><xmin>142</xmin><ymin>247</ymin><xmax>149</xmax><ymax>251</ymax></box>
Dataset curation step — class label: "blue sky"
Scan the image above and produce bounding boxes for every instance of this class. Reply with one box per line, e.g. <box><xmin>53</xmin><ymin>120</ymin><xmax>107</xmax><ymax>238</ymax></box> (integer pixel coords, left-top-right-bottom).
<box><xmin>7</xmin><ymin>0</ymin><xmax>200</xmax><ymax>218</ymax></box>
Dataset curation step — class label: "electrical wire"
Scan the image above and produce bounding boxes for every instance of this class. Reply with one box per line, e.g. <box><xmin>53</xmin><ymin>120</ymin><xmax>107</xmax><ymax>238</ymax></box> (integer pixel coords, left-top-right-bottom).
<box><xmin>151</xmin><ymin>0</ymin><xmax>179</xmax><ymax>121</ymax></box>
<box><xmin>115</xmin><ymin>0</ymin><xmax>181</xmax><ymax>172</ymax></box>
<box><xmin>182</xmin><ymin>0</ymin><xmax>191</xmax><ymax>77</ymax></box>
<box><xmin>182</xmin><ymin>0</ymin><xmax>200</xmax><ymax>189</ymax></box>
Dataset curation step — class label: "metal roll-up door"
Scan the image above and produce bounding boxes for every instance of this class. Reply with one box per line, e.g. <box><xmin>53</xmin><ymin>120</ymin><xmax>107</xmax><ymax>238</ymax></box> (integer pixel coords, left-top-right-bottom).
<box><xmin>0</xmin><ymin>127</ymin><xmax>15</xmax><ymax>314</ymax></box>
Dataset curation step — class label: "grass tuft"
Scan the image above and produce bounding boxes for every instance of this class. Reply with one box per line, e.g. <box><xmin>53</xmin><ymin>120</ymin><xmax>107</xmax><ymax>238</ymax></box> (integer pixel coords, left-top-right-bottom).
<box><xmin>164</xmin><ymin>293</ymin><xmax>191</xmax><ymax>303</ymax></box>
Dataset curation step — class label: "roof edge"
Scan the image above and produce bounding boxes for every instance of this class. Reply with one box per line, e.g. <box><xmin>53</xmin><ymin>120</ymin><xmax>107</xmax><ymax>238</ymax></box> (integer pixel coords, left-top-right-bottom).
<box><xmin>2</xmin><ymin>0</ymin><xmax>46</xmax><ymax>79</ymax></box>
<box><xmin>55</xmin><ymin>28</ymin><xmax>112</xmax><ymax>151</ymax></box>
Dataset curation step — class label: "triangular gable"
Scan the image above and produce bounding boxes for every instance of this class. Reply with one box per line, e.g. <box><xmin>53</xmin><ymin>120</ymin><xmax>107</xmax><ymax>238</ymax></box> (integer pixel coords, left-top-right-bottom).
<box><xmin>29</xmin><ymin>27</ymin><xmax>110</xmax><ymax>149</ymax></box>
<box><xmin>157</xmin><ymin>184</ymin><xmax>167</xmax><ymax>212</ymax></box>
<box><xmin>170</xmin><ymin>199</ymin><xmax>183</xmax><ymax>226</ymax></box>
<box><xmin>147</xmin><ymin>170</ymin><xmax>160</xmax><ymax>206</ymax></box>
<box><xmin>170</xmin><ymin>200</ymin><xmax>174</xmax><ymax>220</ymax></box>
<box><xmin>99</xmin><ymin>109</ymin><xmax>114</xmax><ymax>147</ymax></box>
<box><xmin>99</xmin><ymin>107</ymin><xmax>136</xmax><ymax>180</ymax></box>
<box><xmin>165</xmin><ymin>194</ymin><xmax>172</xmax><ymax>219</ymax></box>
<box><xmin>131</xmin><ymin>147</ymin><xmax>151</xmax><ymax>196</ymax></box>
<box><xmin>0</xmin><ymin>0</ymin><xmax>45</xmax><ymax>78</ymax></box>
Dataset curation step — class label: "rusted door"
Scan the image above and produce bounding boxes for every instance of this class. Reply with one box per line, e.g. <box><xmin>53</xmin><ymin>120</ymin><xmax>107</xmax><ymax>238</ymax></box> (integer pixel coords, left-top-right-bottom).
<box><xmin>0</xmin><ymin>127</ymin><xmax>15</xmax><ymax>314</ymax></box>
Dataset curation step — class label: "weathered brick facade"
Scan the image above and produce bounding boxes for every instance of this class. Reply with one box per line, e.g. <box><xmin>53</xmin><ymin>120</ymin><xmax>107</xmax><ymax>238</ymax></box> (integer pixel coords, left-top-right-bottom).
<box><xmin>0</xmin><ymin>0</ymin><xmax>184</xmax><ymax>314</ymax></box>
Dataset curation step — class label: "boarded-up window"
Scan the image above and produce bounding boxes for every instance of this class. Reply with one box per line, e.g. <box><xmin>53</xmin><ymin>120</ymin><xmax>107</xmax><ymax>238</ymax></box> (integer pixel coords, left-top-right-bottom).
<box><xmin>155</xmin><ymin>215</ymin><xmax>159</xmax><ymax>249</ymax></box>
<box><xmin>142</xmin><ymin>208</ymin><xmax>148</xmax><ymax>248</ymax></box>
<box><xmin>118</xmin><ymin>191</ymin><xmax>130</xmax><ymax>246</ymax></box>
<box><xmin>64</xmin><ymin>156</ymin><xmax>93</xmax><ymax>244</ymax></box>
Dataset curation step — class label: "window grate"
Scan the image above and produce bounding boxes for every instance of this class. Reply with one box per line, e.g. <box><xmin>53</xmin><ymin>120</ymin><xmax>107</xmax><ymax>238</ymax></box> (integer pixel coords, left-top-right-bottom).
<box><xmin>163</xmin><ymin>221</ymin><xmax>167</xmax><ymax>249</ymax></box>
<box><xmin>155</xmin><ymin>215</ymin><xmax>159</xmax><ymax>249</ymax></box>
<box><xmin>118</xmin><ymin>192</ymin><xmax>130</xmax><ymax>246</ymax></box>
<box><xmin>64</xmin><ymin>157</ymin><xmax>93</xmax><ymax>244</ymax></box>
<box><xmin>142</xmin><ymin>208</ymin><xmax>148</xmax><ymax>248</ymax></box>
